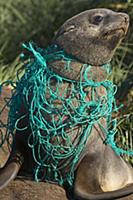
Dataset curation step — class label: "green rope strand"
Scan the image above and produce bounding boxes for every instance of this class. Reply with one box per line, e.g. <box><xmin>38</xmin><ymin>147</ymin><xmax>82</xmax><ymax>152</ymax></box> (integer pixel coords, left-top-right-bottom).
<box><xmin>0</xmin><ymin>42</ymin><xmax>133</xmax><ymax>186</ymax></box>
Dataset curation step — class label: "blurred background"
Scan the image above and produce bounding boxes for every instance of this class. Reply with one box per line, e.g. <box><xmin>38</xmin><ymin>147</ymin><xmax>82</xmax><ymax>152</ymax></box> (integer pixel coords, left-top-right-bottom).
<box><xmin>0</xmin><ymin>0</ymin><xmax>132</xmax><ymax>164</ymax></box>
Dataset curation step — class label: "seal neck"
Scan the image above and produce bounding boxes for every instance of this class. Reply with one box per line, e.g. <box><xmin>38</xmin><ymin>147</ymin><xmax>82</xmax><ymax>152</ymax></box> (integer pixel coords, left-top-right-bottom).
<box><xmin>21</xmin><ymin>42</ymin><xmax>111</xmax><ymax>83</ymax></box>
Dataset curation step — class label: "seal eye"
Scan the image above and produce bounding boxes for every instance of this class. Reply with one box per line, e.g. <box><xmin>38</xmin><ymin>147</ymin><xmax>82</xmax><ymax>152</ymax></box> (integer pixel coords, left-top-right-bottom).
<box><xmin>93</xmin><ymin>15</ymin><xmax>104</xmax><ymax>24</ymax></box>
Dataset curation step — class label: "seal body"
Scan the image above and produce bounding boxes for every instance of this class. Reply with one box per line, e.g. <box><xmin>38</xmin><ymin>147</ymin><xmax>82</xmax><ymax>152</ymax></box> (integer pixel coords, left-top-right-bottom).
<box><xmin>0</xmin><ymin>8</ymin><xmax>133</xmax><ymax>200</ymax></box>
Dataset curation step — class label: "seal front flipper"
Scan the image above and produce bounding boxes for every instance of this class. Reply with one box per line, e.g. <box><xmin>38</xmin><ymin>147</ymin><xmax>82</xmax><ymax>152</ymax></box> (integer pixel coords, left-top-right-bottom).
<box><xmin>74</xmin><ymin>148</ymin><xmax>133</xmax><ymax>200</ymax></box>
<box><xmin>74</xmin><ymin>159</ymin><xmax>133</xmax><ymax>200</ymax></box>
<box><xmin>0</xmin><ymin>152</ymin><xmax>23</xmax><ymax>190</ymax></box>
<box><xmin>74</xmin><ymin>184</ymin><xmax>133</xmax><ymax>200</ymax></box>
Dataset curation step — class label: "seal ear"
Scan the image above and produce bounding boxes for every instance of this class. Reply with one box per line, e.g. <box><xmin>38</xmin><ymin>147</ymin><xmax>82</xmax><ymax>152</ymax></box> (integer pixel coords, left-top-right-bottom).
<box><xmin>74</xmin><ymin>151</ymin><xmax>133</xmax><ymax>200</ymax></box>
<box><xmin>0</xmin><ymin>152</ymin><xmax>23</xmax><ymax>190</ymax></box>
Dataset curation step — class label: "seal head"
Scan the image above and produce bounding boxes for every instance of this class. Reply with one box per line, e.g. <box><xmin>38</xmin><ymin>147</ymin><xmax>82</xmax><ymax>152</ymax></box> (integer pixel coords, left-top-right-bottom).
<box><xmin>53</xmin><ymin>8</ymin><xmax>129</xmax><ymax>65</ymax></box>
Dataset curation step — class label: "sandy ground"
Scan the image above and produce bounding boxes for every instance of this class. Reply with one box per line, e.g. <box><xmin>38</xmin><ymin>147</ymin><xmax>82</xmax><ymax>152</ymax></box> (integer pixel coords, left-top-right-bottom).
<box><xmin>0</xmin><ymin>87</ymin><xmax>133</xmax><ymax>200</ymax></box>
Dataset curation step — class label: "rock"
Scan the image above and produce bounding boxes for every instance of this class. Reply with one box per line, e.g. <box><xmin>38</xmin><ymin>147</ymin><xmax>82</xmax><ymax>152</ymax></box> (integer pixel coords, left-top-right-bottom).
<box><xmin>0</xmin><ymin>179</ymin><xmax>68</xmax><ymax>200</ymax></box>
<box><xmin>0</xmin><ymin>86</ymin><xmax>11</xmax><ymax>167</ymax></box>
<box><xmin>118</xmin><ymin>195</ymin><xmax>133</xmax><ymax>200</ymax></box>
<box><xmin>0</xmin><ymin>178</ymin><xmax>133</xmax><ymax>200</ymax></box>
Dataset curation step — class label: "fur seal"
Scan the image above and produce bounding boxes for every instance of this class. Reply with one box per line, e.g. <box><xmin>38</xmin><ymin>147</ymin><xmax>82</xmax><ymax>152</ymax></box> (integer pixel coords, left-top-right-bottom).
<box><xmin>0</xmin><ymin>8</ymin><xmax>133</xmax><ymax>200</ymax></box>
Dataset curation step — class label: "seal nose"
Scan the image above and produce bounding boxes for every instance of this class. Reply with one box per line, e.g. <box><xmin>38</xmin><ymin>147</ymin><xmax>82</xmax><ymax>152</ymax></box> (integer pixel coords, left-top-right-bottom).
<box><xmin>117</xmin><ymin>13</ymin><xmax>129</xmax><ymax>35</ymax></box>
<box><xmin>118</xmin><ymin>13</ymin><xmax>130</xmax><ymax>24</ymax></box>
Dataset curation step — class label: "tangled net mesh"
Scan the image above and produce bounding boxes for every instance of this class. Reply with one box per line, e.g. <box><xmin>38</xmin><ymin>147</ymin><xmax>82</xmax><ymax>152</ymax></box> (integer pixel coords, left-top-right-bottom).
<box><xmin>0</xmin><ymin>42</ymin><xmax>132</xmax><ymax>186</ymax></box>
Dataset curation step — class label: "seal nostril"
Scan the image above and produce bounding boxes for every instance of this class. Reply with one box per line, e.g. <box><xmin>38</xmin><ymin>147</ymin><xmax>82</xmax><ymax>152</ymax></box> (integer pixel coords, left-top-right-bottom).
<box><xmin>124</xmin><ymin>16</ymin><xmax>129</xmax><ymax>23</ymax></box>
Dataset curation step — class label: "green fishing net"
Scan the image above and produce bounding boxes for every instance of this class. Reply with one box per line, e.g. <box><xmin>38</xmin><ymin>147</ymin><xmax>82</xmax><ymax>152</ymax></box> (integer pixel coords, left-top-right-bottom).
<box><xmin>0</xmin><ymin>42</ymin><xmax>133</xmax><ymax>186</ymax></box>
